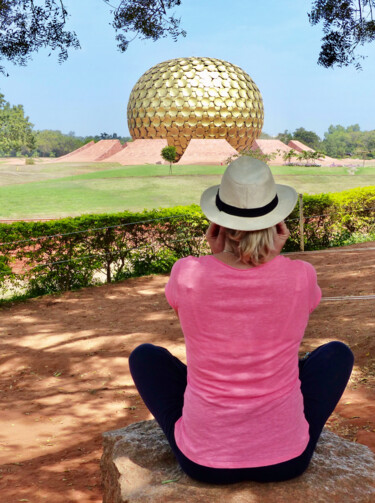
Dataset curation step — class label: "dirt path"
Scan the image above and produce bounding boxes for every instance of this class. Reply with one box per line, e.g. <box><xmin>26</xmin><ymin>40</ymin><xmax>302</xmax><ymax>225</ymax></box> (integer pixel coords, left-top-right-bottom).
<box><xmin>0</xmin><ymin>243</ymin><xmax>374</xmax><ymax>503</ymax></box>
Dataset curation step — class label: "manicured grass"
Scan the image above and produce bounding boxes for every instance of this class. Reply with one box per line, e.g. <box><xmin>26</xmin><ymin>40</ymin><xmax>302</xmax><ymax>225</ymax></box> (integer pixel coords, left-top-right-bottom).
<box><xmin>0</xmin><ymin>162</ymin><xmax>374</xmax><ymax>219</ymax></box>
<box><xmin>57</xmin><ymin>164</ymin><xmax>227</xmax><ymax>181</ymax></box>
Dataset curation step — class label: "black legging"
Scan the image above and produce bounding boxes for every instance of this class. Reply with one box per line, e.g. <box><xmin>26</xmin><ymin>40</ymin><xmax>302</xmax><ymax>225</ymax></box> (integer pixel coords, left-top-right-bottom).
<box><xmin>129</xmin><ymin>341</ymin><xmax>354</xmax><ymax>484</ymax></box>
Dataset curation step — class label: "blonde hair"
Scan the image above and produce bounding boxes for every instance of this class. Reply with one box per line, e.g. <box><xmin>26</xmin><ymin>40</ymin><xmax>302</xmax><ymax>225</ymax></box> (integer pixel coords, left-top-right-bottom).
<box><xmin>225</xmin><ymin>226</ymin><xmax>276</xmax><ymax>266</ymax></box>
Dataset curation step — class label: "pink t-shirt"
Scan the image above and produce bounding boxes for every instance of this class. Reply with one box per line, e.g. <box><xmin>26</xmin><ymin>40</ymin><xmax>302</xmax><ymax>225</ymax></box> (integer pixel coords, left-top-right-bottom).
<box><xmin>165</xmin><ymin>254</ymin><xmax>322</xmax><ymax>469</ymax></box>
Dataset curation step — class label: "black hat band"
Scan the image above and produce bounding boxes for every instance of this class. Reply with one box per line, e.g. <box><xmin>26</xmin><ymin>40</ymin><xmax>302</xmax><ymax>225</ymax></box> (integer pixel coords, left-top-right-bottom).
<box><xmin>215</xmin><ymin>190</ymin><xmax>279</xmax><ymax>218</ymax></box>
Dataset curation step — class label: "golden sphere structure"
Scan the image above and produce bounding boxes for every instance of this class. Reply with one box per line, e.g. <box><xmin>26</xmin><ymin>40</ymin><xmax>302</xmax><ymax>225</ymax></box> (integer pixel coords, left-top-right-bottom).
<box><xmin>127</xmin><ymin>57</ymin><xmax>264</xmax><ymax>158</ymax></box>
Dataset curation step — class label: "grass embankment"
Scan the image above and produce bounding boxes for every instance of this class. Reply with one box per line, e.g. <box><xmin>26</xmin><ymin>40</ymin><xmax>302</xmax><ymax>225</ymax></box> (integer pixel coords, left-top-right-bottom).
<box><xmin>0</xmin><ymin>162</ymin><xmax>374</xmax><ymax>219</ymax></box>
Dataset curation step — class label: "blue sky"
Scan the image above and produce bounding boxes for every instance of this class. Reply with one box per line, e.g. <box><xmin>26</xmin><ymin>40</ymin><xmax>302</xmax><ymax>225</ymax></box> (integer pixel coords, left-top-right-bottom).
<box><xmin>0</xmin><ymin>0</ymin><xmax>374</xmax><ymax>139</ymax></box>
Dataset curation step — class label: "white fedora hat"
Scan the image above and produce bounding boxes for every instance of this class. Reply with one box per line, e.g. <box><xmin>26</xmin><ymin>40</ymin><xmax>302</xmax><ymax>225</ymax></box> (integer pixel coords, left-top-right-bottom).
<box><xmin>200</xmin><ymin>156</ymin><xmax>298</xmax><ymax>231</ymax></box>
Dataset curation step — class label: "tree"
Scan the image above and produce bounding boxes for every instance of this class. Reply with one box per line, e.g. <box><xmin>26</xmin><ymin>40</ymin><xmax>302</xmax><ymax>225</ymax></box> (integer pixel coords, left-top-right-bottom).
<box><xmin>309</xmin><ymin>0</ymin><xmax>375</xmax><ymax>68</ymax></box>
<box><xmin>297</xmin><ymin>150</ymin><xmax>314</xmax><ymax>165</ymax></box>
<box><xmin>161</xmin><ymin>145</ymin><xmax>176</xmax><ymax>174</ymax></box>
<box><xmin>0</xmin><ymin>1</ymin><xmax>373</xmax><ymax>73</ymax></box>
<box><xmin>0</xmin><ymin>0</ymin><xmax>80</xmax><ymax>75</ymax></box>
<box><xmin>283</xmin><ymin>149</ymin><xmax>298</xmax><ymax>164</ymax></box>
<box><xmin>321</xmin><ymin>124</ymin><xmax>375</xmax><ymax>157</ymax></box>
<box><xmin>277</xmin><ymin>130</ymin><xmax>293</xmax><ymax>145</ymax></box>
<box><xmin>104</xmin><ymin>0</ymin><xmax>186</xmax><ymax>52</ymax></box>
<box><xmin>35</xmin><ymin>130</ymin><xmax>83</xmax><ymax>157</ymax></box>
<box><xmin>0</xmin><ymin>93</ymin><xmax>35</xmax><ymax>155</ymax></box>
<box><xmin>292</xmin><ymin>127</ymin><xmax>321</xmax><ymax>150</ymax></box>
<box><xmin>0</xmin><ymin>0</ymin><xmax>184</xmax><ymax>75</ymax></box>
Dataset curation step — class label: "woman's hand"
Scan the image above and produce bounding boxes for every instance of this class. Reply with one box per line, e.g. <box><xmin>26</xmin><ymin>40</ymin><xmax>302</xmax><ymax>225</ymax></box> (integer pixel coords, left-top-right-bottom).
<box><xmin>206</xmin><ymin>222</ymin><xmax>226</xmax><ymax>254</ymax></box>
<box><xmin>273</xmin><ymin>221</ymin><xmax>290</xmax><ymax>255</ymax></box>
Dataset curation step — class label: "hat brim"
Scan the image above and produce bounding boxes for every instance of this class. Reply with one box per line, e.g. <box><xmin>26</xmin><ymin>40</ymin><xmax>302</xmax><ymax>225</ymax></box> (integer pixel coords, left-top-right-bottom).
<box><xmin>200</xmin><ymin>183</ymin><xmax>298</xmax><ymax>231</ymax></box>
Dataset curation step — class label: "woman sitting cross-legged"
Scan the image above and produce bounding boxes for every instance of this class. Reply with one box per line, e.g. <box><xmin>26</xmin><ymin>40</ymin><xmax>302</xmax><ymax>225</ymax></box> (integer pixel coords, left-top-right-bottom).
<box><xmin>129</xmin><ymin>156</ymin><xmax>354</xmax><ymax>484</ymax></box>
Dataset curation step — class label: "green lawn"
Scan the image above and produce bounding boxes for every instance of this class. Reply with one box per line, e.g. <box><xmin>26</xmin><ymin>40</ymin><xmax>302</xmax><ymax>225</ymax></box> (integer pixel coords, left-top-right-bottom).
<box><xmin>0</xmin><ymin>162</ymin><xmax>374</xmax><ymax>219</ymax></box>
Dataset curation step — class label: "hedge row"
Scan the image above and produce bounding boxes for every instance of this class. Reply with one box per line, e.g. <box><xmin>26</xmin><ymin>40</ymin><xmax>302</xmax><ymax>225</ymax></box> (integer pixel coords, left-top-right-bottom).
<box><xmin>0</xmin><ymin>186</ymin><xmax>374</xmax><ymax>298</ymax></box>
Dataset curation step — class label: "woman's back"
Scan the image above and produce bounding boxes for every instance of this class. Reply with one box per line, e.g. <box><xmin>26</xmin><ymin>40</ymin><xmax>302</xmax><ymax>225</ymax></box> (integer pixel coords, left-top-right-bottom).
<box><xmin>165</xmin><ymin>254</ymin><xmax>321</xmax><ymax>468</ymax></box>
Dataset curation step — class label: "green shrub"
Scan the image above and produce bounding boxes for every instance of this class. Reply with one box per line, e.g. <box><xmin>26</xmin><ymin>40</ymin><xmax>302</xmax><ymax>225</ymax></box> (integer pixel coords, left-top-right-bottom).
<box><xmin>0</xmin><ymin>187</ymin><xmax>374</xmax><ymax>300</ymax></box>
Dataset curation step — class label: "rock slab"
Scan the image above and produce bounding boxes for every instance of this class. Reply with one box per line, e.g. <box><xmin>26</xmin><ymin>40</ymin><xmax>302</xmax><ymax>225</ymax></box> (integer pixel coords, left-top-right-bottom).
<box><xmin>101</xmin><ymin>420</ymin><xmax>375</xmax><ymax>503</ymax></box>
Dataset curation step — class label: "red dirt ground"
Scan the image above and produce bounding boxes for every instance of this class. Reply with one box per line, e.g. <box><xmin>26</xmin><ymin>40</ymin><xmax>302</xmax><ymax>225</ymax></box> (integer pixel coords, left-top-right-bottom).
<box><xmin>0</xmin><ymin>243</ymin><xmax>374</xmax><ymax>503</ymax></box>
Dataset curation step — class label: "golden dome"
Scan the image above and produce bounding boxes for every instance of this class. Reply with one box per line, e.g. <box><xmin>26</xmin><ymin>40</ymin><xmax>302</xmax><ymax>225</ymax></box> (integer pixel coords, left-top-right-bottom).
<box><xmin>127</xmin><ymin>57</ymin><xmax>264</xmax><ymax>158</ymax></box>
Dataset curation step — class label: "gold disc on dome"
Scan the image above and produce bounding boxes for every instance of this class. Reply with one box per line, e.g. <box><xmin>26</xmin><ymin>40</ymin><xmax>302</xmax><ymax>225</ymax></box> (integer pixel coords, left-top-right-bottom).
<box><xmin>181</xmin><ymin>87</ymin><xmax>192</xmax><ymax>97</ymax></box>
<box><xmin>175</xmin><ymin>116</ymin><xmax>185</xmax><ymax>127</ymax></box>
<box><xmin>219</xmin><ymin>88</ymin><xmax>229</xmax><ymax>98</ymax></box>
<box><xmin>201</xmin><ymin>117</ymin><xmax>211</xmax><ymax>127</ymax></box>
<box><xmin>208</xmin><ymin>88</ymin><xmax>218</xmax><ymax>97</ymax></box>
<box><xmin>168</xmin><ymin>88</ymin><xmax>179</xmax><ymax>97</ymax></box>
<box><xmin>192</xmin><ymin>107</ymin><xmax>204</xmax><ymax>117</ymax></box>
<box><xmin>161</xmin><ymin>98</ymin><xmax>173</xmax><ymax>110</ymax></box>
<box><xmin>181</xmin><ymin>107</ymin><xmax>190</xmax><ymax>117</ymax></box>
<box><xmin>152</xmin><ymin>116</ymin><xmax>161</xmax><ymax>127</ymax></box>
<box><xmin>229</xmin><ymin>88</ymin><xmax>239</xmax><ymax>98</ymax></box>
<box><xmin>207</xmin><ymin>107</ymin><xmax>216</xmax><ymax>117</ymax></box>
<box><xmin>188</xmin><ymin>97</ymin><xmax>198</xmax><ymax>107</ymax></box>
<box><xmin>220</xmin><ymin>109</ymin><xmax>230</xmax><ymax>118</ymax></box>
<box><xmin>156</xmin><ymin>107</ymin><xmax>166</xmax><ymax>117</ymax></box>
<box><xmin>157</xmin><ymin>88</ymin><xmax>168</xmax><ymax>98</ymax></box>
<box><xmin>187</xmin><ymin>117</ymin><xmax>198</xmax><ymax>127</ymax></box>
<box><xmin>175</xmin><ymin>97</ymin><xmax>185</xmax><ymax>107</ymax></box>
<box><xmin>201</xmin><ymin>97</ymin><xmax>210</xmax><ymax>107</ymax></box>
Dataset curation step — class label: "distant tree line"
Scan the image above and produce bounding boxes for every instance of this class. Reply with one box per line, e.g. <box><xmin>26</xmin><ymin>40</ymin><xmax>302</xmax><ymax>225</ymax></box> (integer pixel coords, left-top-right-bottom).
<box><xmin>0</xmin><ymin>92</ymin><xmax>374</xmax><ymax>160</ymax></box>
<box><xmin>33</xmin><ymin>131</ymin><xmax>132</xmax><ymax>158</ymax></box>
<box><xmin>0</xmin><ymin>93</ymin><xmax>131</xmax><ymax>157</ymax></box>
<box><xmin>277</xmin><ymin>125</ymin><xmax>375</xmax><ymax>159</ymax></box>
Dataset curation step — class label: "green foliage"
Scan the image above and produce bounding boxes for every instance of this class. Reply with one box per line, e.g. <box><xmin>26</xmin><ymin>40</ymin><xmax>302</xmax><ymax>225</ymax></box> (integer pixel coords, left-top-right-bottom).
<box><xmin>0</xmin><ymin>94</ymin><xmax>35</xmax><ymax>155</ymax></box>
<box><xmin>277</xmin><ymin>130</ymin><xmax>293</xmax><ymax>145</ymax></box>
<box><xmin>161</xmin><ymin>146</ymin><xmax>177</xmax><ymax>174</ymax></box>
<box><xmin>277</xmin><ymin>127</ymin><xmax>322</xmax><ymax>151</ymax></box>
<box><xmin>322</xmin><ymin>125</ymin><xmax>375</xmax><ymax>158</ymax></box>
<box><xmin>1</xmin><ymin>187</ymin><xmax>374</xmax><ymax>300</ymax></box>
<box><xmin>35</xmin><ymin>130</ymin><xmax>83</xmax><ymax>158</ymax></box>
<box><xmin>0</xmin><ymin>0</ymin><xmax>80</xmax><ymax>76</ymax></box>
<box><xmin>283</xmin><ymin>149</ymin><xmax>298</xmax><ymax>163</ymax></box>
<box><xmin>293</xmin><ymin>127</ymin><xmax>321</xmax><ymax>150</ymax></box>
<box><xmin>308</xmin><ymin>0</ymin><xmax>375</xmax><ymax>69</ymax></box>
<box><xmin>34</xmin><ymin>130</ymin><xmax>131</xmax><ymax>158</ymax></box>
<box><xmin>25</xmin><ymin>157</ymin><xmax>35</xmax><ymax>165</ymax></box>
<box><xmin>231</xmin><ymin>148</ymin><xmax>276</xmax><ymax>164</ymax></box>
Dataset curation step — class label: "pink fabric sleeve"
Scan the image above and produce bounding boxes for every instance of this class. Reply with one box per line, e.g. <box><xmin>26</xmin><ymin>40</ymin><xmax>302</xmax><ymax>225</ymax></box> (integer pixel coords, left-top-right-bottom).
<box><xmin>165</xmin><ymin>261</ymin><xmax>180</xmax><ymax>310</ymax></box>
<box><xmin>305</xmin><ymin>262</ymin><xmax>322</xmax><ymax>313</ymax></box>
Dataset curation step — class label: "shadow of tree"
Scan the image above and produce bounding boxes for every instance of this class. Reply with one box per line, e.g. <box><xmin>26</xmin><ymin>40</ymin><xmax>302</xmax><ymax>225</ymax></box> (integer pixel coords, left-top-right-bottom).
<box><xmin>0</xmin><ymin>244</ymin><xmax>374</xmax><ymax>502</ymax></box>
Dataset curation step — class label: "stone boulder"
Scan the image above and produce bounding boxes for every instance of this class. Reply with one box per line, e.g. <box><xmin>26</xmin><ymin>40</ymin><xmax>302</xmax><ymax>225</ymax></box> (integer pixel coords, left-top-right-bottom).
<box><xmin>101</xmin><ymin>420</ymin><xmax>375</xmax><ymax>503</ymax></box>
